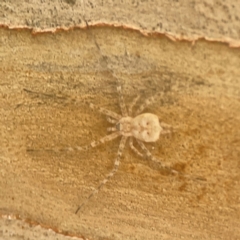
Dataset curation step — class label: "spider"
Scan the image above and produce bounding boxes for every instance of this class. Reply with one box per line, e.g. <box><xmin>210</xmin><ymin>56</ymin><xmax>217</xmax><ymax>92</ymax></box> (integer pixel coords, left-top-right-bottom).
<box><xmin>25</xmin><ymin>84</ymin><xmax>180</xmax><ymax>213</ymax></box>
<box><xmin>72</xmin><ymin>84</ymin><xmax>177</xmax><ymax>214</ymax></box>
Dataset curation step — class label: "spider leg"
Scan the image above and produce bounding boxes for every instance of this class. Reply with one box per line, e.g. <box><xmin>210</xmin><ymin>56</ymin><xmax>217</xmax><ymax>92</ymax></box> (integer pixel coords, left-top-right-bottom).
<box><xmin>106</xmin><ymin>117</ymin><xmax>117</xmax><ymax>124</ymax></box>
<box><xmin>136</xmin><ymin>140</ymin><xmax>206</xmax><ymax>181</ymax></box>
<box><xmin>128</xmin><ymin>95</ymin><xmax>140</xmax><ymax>117</ymax></box>
<box><xmin>90</xmin><ymin>103</ymin><xmax>121</xmax><ymax>120</ymax></box>
<box><xmin>106</xmin><ymin>117</ymin><xmax>118</xmax><ymax>132</ymax></box>
<box><xmin>129</xmin><ymin>137</ymin><xmax>144</xmax><ymax>158</ymax></box>
<box><xmin>161</xmin><ymin>129</ymin><xmax>172</xmax><ymax>135</ymax></box>
<box><xmin>66</xmin><ymin>131</ymin><xmax>121</xmax><ymax>151</ymax></box>
<box><xmin>75</xmin><ymin>136</ymin><xmax>127</xmax><ymax>214</ymax></box>
<box><xmin>117</xmin><ymin>85</ymin><xmax>128</xmax><ymax>117</ymax></box>
<box><xmin>135</xmin><ymin>92</ymin><xmax>163</xmax><ymax>116</ymax></box>
<box><xmin>136</xmin><ymin>139</ymin><xmax>178</xmax><ymax>175</ymax></box>
<box><xmin>107</xmin><ymin>126</ymin><xmax>117</xmax><ymax>132</ymax></box>
<box><xmin>27</xmin><ymin>132</ymin><xmax>121</xmax><ymax>152</ymax></box>
<box><xmin>160</xmin><ymin>122</ymin><xmax>177</xmax><ymax>135</ymax></box>
<box><xmin>160</xmin><ymin>122</ymin><xmax>172</xmax><ymax>129</ymax></box>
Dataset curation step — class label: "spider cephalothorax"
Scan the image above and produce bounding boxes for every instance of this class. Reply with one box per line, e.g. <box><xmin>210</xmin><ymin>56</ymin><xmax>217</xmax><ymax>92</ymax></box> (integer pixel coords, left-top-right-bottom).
<box><xmin>115</xmin><ymin>114</ymin><xmax>162</xmax><ymax>142</ymax></box>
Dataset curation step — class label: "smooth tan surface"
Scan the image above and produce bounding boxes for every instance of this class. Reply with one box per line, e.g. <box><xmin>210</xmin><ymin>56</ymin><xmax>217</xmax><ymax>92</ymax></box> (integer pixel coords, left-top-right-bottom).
<box><xmin>0</xmin><ymin>27</ymin><xmax>240</xmax><ymax>239</ymax></box>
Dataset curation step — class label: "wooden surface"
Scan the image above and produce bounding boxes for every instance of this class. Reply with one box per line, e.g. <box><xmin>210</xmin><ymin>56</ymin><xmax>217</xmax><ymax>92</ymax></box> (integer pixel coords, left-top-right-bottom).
<box><xmin>1</xmin><ymin>27</ymin><xmax>240</xmax><ymax>240</ymax></box>
<box><xmin>0</xmin><ymin>1</ymin><xmax>240</xmax><ymax>240</ymax></box>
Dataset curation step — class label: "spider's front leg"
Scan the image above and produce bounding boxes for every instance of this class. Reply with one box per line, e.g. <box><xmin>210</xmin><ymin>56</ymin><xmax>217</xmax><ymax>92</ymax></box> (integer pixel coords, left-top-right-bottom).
<box><xmin>135</xmin><ymin>92</ymin><xmax>164</xmax><ymax>116</ymax></box>
<box><xmin>128</xmin><ymin>95</ymin><xmax>140</xmax><ymax>117</ymax></box>
<box><xmin>27</xmin><ymin>131</ymin><xmax>121</xmax><ymax>153</ymax></box>
<box><xmin>75</xmin><ymin>136</ymin><xmax>127</xmax><ymax>214</ymax></box>
<box><xmin>106</xmin><ymin>117</ymin><xmax>117</xmax><ymax>124</ymax></box>
<box><xmin>83</xmin><ymin>132</ymin><xmax>121</xmax><ymax>150</ymax></box>
<box><xmin>116</xmin><ymin>85</ymin><xmax>128</xmax><ymax>117</ymax></box>
<box><xmin>89</xmin><ymin>103</ymin><xmax>121</xmax><ymax>120</ymax></box>
<box><xmin>66</xmin><ymin>131</ymin><xmax>121</xmax><ymax>151</ymax></box>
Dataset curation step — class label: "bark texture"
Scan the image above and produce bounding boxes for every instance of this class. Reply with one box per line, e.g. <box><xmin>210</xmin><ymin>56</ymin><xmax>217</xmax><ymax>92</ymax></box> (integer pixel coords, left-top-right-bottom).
<box><xmin>0</xmin><ymin>1</ymin><xmax>240</xmax><ymax>240</ymax></box>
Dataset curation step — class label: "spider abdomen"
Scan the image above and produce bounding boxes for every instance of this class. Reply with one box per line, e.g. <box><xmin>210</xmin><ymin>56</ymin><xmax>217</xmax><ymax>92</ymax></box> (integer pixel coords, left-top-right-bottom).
<box><xmin>131</xmin><ymin>113</ymin><xmax>162</xmax><ymax>142</ymax></box>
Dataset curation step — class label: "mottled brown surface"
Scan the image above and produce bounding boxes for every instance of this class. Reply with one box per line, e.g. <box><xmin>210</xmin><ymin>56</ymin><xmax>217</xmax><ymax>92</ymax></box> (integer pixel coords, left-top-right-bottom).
<box><xmin>0</xmin><ymin>214</ymin><xmax>85</xmax><ymax>240</ymax></box>
<box><xmin>0</xmin><ymin>27</ymin><xmax>240</xmax><ymax>239</ymax></box>
<box><xmin>1</xmin><ymin>0</ymin><xmax>240</xmax><ymax>46</ymax></box>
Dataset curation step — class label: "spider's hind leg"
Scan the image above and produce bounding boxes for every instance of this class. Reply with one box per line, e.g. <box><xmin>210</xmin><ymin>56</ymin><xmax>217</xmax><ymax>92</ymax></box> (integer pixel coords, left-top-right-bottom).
<box><xmin>136</xmin><ymin>140</ymin><xmax>178</xmax><ymax>175</ymax></box>
<box><xmin>160</xmin><ymin>121</ymin><xmax>178</xmax><ymax>135</ymax></box>
<box><xmin>135</xmin><ymin>140</ymin><xmax>205</xmax><ymax>181</ymax></box>
<box><xmin>75</xmin><ymin>136</ymin><xmax>127</xmax><ymax>214</ymax></box>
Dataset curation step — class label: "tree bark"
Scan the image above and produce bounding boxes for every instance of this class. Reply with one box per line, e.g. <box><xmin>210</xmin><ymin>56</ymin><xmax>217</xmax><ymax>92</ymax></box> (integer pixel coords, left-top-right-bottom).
<box><xmin>0</xmin><ymin>1</ymin><xmax>240</xmax><ymax>240</ymax></box>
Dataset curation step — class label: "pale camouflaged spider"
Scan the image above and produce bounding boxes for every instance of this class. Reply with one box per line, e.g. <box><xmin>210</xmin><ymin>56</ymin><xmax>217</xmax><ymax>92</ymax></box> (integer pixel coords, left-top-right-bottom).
<box><xmin>72</xmin><ymin>85</ymin><xmax>177</xmax><ymax>214</ymax></box>
<box><xmin>26</xmin><ymin>84</ymin><xmax>205</xmax><ymax>214</ymax></box>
